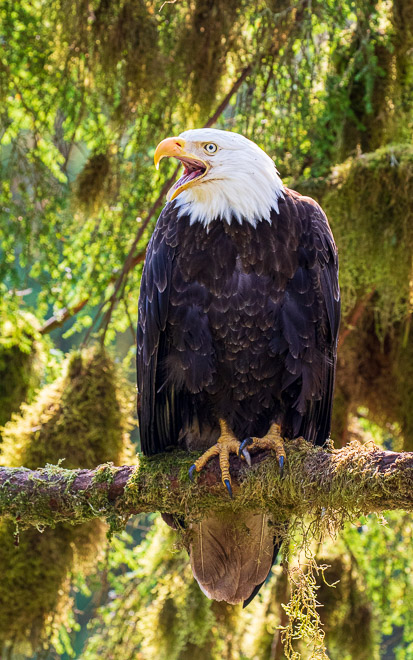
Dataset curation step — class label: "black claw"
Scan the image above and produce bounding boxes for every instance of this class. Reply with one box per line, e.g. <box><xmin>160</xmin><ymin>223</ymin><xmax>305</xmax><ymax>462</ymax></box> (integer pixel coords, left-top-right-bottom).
<box><xmin>189</xmin><ymin>464</ymin><xmax>196</xmax><ymax>482</ymax></box>
<box><xmin>279</xmin><ymin>455</ymin><xmax>285</xmax><ymax>477</ymax></box>
<box><xmin>224</xmin><ymin>479</ymin><xmax>233</xmax><ymax>498</ymax></box>
<box><xmin>238</xmin><ymin>437</ymin><xmax>252</xmax><ymax>458</ymax></box>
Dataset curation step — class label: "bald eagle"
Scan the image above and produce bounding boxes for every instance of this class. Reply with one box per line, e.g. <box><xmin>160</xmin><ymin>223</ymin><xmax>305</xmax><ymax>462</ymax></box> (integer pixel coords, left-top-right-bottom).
<box><xmin>137</xmin><ymin>129</ymin><xmax>340</xmax><ymax>606</ymax></box>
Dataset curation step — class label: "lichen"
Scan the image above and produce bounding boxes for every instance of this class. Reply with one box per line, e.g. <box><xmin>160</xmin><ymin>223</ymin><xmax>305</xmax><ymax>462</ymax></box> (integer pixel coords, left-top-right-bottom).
<box><xmin>280</xmin><ymin>560</ymin><xmax>329</xmax><ymax>660</ymax></box>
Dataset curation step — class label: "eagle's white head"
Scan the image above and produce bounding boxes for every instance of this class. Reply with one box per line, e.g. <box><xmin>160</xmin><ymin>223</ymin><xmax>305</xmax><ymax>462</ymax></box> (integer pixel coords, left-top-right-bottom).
<box><xmin>154</xmin><ymin>128</ymin><xmax>284</xmax><ymax>227</ymax></box>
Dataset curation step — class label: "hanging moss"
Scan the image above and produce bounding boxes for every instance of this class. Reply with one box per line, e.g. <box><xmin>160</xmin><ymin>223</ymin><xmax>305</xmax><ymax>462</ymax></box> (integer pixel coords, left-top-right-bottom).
<box><xmin>322</xmin><ymin>144</ymin><xmax>413</xmax><ymax>327</ymax></box>
<box><xmin>177</xmin><ymin>0</ymin><xmax>245</xmax><ymax>118</ymax></box>
<box><xmin>0</xmin><ymin>346</ymin><xmax>134</xmax><ymax>656</ymax></box>
<box><xmin>92</xmin><ymin>0</ymin><xmax>162</xmax><ymax>104</ymax></box>
<box><xmin>296</xmin><ymin>145</ymin><xmax>413</xmax><ymax>331</ymax></box>
<box><xmin>75</xmin><ymin>151</ymin><xmax>114</xmax><ymax>212</ymax></box>
<box><xmin>57</xmin><ymin>0</ymin><xmax>166</xmax><ymax>116</ymax></box>
<box><xmin>0</xmin><ymin>312</ymin><xmax>44</xmax><ymax>429</ymax></box>
<box><xmin>297</xmin><ymin>144</ymin><xmax>413</xmax><ymax>446</ymax></box>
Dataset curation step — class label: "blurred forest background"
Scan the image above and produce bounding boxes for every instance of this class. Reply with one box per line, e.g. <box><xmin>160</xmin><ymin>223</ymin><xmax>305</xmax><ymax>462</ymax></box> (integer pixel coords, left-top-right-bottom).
<box><xmin>0</xmin><ymin>0</ymin><xmax>412</xmax><ymax>658</ymax></box>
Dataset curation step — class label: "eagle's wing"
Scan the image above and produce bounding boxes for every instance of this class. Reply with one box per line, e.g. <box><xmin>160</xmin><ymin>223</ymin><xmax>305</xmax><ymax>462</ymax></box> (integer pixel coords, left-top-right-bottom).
<box><xmin>136</xmin><ymin>212</ymin><xmax>182</xmax><ymax>455</ymax></box>
<box><xmin>302</xmin><ymin>198</ymin><xmax>340</xmax><ymax>445</ymax></box>
<box><xmin>276</xmin><ymin>192</ymin><xmax>340</xmax><ymax>446</ymax></box>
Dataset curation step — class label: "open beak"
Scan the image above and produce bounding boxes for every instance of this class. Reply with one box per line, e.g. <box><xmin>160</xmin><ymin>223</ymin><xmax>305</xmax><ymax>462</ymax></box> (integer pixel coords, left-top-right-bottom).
<box><xmin>154</xmin><ymin>137</ymin><xmax>209</xmax><ymax>201</ymax></box>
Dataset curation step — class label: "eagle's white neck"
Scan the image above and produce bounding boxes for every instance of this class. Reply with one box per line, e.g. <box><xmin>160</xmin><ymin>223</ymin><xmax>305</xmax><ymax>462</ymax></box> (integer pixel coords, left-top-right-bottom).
<box><xmin>173</xmin><ymin>143</ymin><xmax>285</xmax><ymax>228</ymax></box>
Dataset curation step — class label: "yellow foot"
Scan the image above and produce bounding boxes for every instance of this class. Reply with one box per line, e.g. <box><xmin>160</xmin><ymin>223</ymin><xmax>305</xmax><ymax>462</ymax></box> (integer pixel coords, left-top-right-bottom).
<box><xmin>189</xmin><ymin>419</ymin><xmax>247</xmax><ymax>497</ymax></box>
<box><xmin>239</xmin><ymin>423</ymin><xmax>286</xmax><ymax>476</ymax></box>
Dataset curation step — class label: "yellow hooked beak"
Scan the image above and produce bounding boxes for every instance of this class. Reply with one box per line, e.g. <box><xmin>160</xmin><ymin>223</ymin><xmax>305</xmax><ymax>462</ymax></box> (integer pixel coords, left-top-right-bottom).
<box><xmin>154</xmin><ymin>137</ymin><xmax>209</xmax><ymax>201</ymax></box>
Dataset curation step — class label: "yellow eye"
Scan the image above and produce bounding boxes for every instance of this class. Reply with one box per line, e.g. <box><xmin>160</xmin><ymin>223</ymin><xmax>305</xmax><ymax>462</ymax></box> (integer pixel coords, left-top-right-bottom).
<box><xmin>204</xmin><ymin>143</ymin><xmax>218</xmax><ymax>154</ymax></box>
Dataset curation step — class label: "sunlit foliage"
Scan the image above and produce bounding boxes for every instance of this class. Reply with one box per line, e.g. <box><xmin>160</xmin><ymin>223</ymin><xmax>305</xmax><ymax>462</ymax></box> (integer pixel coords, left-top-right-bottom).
<box><xmin>2</xmin><ymin>0</ymin><xmax>411</xmax><ymax>342</ymax></box>
<box><xmin>0</xmin><ymin>0</ymin><xmax>412</xmax><ymax>657</ymax></box>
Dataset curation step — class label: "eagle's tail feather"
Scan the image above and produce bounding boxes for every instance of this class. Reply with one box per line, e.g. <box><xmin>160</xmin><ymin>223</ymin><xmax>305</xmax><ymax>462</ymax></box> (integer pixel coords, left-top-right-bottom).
<box><xmin>189</xmin><ymin>511</ymin><xmax>280</xmax><ymax>605</ymax></box>
<box><xmin>242</xmin><ymin>539</ymin><xmax>282</xmax><ymax>607</ymax></box>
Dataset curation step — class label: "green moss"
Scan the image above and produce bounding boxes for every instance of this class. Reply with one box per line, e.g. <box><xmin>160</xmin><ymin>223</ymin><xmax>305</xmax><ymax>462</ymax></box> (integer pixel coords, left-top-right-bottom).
<box><xmin>0</xmin><ymin>312</ymin><xmax>44</xmax><ymax>428</ymax></box>
<box><xmin>0</xmin><ymin>346</ymin><xmax>133</xmax><ymax>469</ymax></box>
<box><xmin>0</xmin><ymin>346</ymin><xmax>133</xmax><ymax>655</ymax></box>
<box><xmin>299</xmin><ymin>145</ymin><xmax>413</xmax><ymax>448</ymax></box>
<box><xmin>322</xmin><ymin>144</ymin><xmax>413</xmax><ymax>328</ymax></box>
<box><xmin>0</xmin><ymin>429</ymin><xmax>408</xmax><ymax>656</ymax></box>
<box><xmin>88</xmin><ymin>0</ymin><xmax>162</xmax><ymax>106</ymax></box>
<box><xmin>59</xmin><ymin>0</ymin><xmax>166</xmax><ymax>119</ymax></box>
<box><xmin>121</xmin><ymin>436</ymin><xmax>412</xmax><ymax>533</ymax></box>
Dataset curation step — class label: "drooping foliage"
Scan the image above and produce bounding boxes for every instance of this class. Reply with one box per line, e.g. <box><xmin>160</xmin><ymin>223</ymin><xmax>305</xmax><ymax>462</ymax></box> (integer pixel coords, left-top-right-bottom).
<box><xmin>0</xmin><ymin>347</ymin><xmax>134</xmax><ymax>656</ymax></box>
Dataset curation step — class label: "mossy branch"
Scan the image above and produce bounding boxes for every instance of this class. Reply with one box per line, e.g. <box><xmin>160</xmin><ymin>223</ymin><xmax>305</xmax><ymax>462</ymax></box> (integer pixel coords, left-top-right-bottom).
<box><xmin>0</xmin><ymin>439</ymin><xmax>412</xmax><ymax>530</ymax></box>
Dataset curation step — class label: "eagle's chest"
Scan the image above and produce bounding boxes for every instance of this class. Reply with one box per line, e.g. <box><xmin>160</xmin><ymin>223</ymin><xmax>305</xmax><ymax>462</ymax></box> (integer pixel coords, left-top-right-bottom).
<box><xmin>172</xmin><ymin>228</ymin><xmax>281</xmax><ymax>383</ymax></box>
<box><xmin>165</xmin><ymin>215</ymin><xmax>299</xmax><ymax>395</ymax></box>
<box><xmin>206</xmin><ymin>261</ymin><xmax>276</xmax><ymax>343</ymax></box>
<box><xmin>173</xmin><ymin>217</ymin><xmax>294</xmax><ymax>292</ymax></box>
<box><xmin>205</xmin><ymin>265</ymin><xmax>281</xmax><ymax>394</ymax></box>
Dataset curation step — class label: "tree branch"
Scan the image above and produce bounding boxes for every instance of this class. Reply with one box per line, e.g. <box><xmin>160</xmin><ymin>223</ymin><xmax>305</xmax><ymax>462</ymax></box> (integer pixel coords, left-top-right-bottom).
<box><xmin>1</xmin><ymin>440</ymin><xmax>412</xmax><ymax>530</ymax></box>
<box><xmin>39</xmin><ymin>250</ymin><xmax>147</xmax><ymax>336</ymax></box>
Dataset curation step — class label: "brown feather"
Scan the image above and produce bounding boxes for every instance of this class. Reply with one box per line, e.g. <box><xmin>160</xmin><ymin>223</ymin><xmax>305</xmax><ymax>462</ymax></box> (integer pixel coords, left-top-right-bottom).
<box><xmin>189</xmin><ymin>511</ymin><xmax>274</xmax><ymax>604</ymax></box>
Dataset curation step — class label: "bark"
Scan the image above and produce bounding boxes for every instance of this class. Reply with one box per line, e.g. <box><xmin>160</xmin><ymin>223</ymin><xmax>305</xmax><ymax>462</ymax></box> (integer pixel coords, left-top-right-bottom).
<box><xmin>0</xmin><ymin>439</ymin><xmax>412</xmax><ymax>531</ymax></box>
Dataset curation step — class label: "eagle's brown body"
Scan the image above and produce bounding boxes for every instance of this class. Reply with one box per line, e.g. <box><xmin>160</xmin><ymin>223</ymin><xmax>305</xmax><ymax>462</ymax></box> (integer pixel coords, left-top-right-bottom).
<box><xmin>137</xmin><ymin>187</ymin><xmax>340</xmax><ymax>605</ymax></box>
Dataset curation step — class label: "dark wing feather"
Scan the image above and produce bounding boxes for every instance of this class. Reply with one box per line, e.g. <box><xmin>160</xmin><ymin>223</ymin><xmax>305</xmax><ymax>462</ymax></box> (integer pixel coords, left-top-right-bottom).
<box><xmin>136</xmin><ymin>211</ymin><xmax>183</xmax><ymax>456</ymax></box>
<box><xmin>272</xmin><ymin>192</ymin><xmax>340</xmax><ymax>446</ymax></box>
<box><xmin>296</xmin><ymin>197</ymin><xmax>340</xmax><ymax>445</ymax></box>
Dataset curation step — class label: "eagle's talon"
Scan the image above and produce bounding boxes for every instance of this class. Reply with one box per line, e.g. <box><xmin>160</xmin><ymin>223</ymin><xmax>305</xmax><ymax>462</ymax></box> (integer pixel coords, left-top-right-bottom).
<box><xmin>241</xmin><ymin>448</ymin><xmax>252</xmax><ymax>466</ymax></box>
<box><xmin>241</xmin><ymin>424</ymin><xmax>287</xmax><ymax>474</ymax></box>
<box><xmin>224</xmin><ymin>478</ymin><xmax>233</xmax><ymax>498</ymax></box>
<box><xmin>189</xmin><ymin>464</ymin><xmax>197</xmax><ymax>482</ymax></box>
<box><xmin>189</xmin><ymin>419</ymin><xmax>242</xmax><ymax>493</ymax></box>
<box><xmin>239</xmin><ymin>437</ymin><xmax>252</xmax><ymax>458</ymax></box>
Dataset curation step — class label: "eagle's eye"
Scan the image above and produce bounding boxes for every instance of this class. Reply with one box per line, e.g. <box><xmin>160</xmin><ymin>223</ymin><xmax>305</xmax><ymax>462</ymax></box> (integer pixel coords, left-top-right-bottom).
<box><xmin>204</xmin><ymin>143</ymin><xmax>218</xmax><ymax>154</ymax></box>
